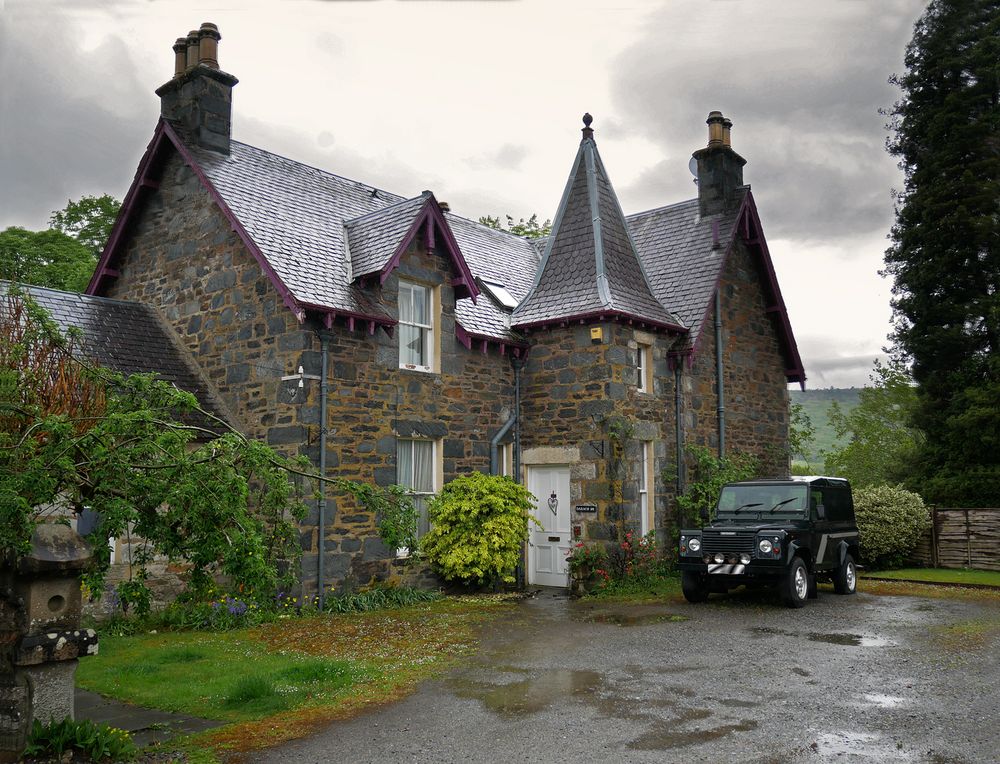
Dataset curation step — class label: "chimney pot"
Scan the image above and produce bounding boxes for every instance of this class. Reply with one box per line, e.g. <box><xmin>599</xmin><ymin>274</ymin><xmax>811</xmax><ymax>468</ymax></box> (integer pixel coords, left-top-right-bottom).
<box><xmin>693</xmin><ymin>111</ymin><xmax>746</xmax><ymax>216</ymax></box>
<box><xmin>706</xmin><ymin>111</ymin><xmax>725</xmax><ymax>147</ymax></box>
<box><xmin>157</xmin><ymin>23</ymin><xmax>238</xmax><ymax>155</ymax></box>
<box><xmin>185</xmin><ymin>30</ymin><xmax>200</xmax><ymax>70</ymax></box>
<box><xmin>438</xmin><ymin>201</ymin><xmax>451</xmax><ymax>212</ymax></box>
<box><xmin>198</xmin><ymin>22</ymin><xmax>221</xmax><ymax>69</ymax></box>
<box><xmin>172</xmin><ymin>38</ymin><xmax>188</xmax><ymax>78</ymax></box>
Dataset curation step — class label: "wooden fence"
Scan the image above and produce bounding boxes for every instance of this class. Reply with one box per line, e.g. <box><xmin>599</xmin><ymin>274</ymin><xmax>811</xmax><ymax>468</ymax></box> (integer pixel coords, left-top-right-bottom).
<box><xmin>910</xmin><ymin>508</ymin><xmax>1000</xmax><ymax>571</ymax></box>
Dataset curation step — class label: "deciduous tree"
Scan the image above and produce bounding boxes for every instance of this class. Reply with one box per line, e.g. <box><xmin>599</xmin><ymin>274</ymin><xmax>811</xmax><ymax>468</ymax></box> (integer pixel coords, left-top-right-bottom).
<box><xmin>0</xmin><ymin>227</ymin><xmax>95</xmax><ymax>292</ymax></box>
<box><xmin>49</xmin><ymin>194</ymin><xmax>121</xmax><ymax>257</ymax></box>
<box><xmin>823</xmin><ymin>360</ymin><xmax>922</xmax><ymax>488</ymax></box>
<box><xmin>478</xmin><ymin>213</ymin><xmax>552</xmax><ymax>238</ymax></box>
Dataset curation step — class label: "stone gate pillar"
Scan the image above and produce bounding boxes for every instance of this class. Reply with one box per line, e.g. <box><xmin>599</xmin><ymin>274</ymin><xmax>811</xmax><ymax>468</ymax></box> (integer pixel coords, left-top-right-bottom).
<box><xmin>1</xmin><ymin>524</ymin><xmax>98</xmax><ymax>761</ymax></box>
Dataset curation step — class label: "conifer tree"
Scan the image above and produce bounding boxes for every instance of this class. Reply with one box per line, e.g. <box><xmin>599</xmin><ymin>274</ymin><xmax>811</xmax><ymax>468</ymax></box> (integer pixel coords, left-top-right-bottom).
<box><xmin>883</xmin><ymin>0</ymin><xmax>1000</xmax><ymax>505</ymax></box>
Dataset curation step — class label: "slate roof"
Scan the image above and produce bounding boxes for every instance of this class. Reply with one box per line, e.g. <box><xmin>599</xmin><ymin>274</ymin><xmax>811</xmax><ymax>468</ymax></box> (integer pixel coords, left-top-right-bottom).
<box><xmin>346</xmin><ymin>195</ymin><xmax>430</xmax><ymax>280</ymax></box>
<box><xmin>628</xmin><ymin>192</ymin><xmax>746</xmax><ymax>345</ymax></box>
<box><xmin>445</xmin><ymin>213</ymin><xmax>539</xmax><ymax>341</ymax></box>
<box><xmin>9</xmin><ymin>283</ymin><xmax>231</xmax><ymax>429</ymax></box>
<box><xmin>89</xmin><ymin>117</ymin><xmax>803</xmax><ymax>379</ymax></box>
<box><xmin>185</xmin><ymin>138</ymin><xmax>403</xmax><ymax>319</ymax></box>
<box><xmin>512</xmin><ymin>132</ymin><xmax>683</xmax><ymax>331</ymax></box>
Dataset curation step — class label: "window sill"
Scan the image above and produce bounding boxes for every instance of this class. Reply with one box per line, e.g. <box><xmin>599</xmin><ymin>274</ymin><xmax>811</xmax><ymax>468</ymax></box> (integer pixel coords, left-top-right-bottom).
<box><xmin>399</xmin><ymin>364</ymin><xmax>436</xmax><ymax>374</ymax></box>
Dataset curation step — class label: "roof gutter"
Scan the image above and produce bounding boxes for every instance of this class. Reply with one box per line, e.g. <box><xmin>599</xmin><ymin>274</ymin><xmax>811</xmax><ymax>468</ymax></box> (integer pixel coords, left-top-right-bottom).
<box><xmin>515</xmin><ymin>309</ymin><xmax>687</xmax><ymax>335</ymax></box>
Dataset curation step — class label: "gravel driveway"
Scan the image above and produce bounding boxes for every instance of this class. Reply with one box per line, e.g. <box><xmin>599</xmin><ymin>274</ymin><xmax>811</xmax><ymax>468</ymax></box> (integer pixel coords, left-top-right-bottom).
<box><xmin>260</xmin><ymin>587</ymin><xmax>1000</xmax><ymax>763</ymax></box>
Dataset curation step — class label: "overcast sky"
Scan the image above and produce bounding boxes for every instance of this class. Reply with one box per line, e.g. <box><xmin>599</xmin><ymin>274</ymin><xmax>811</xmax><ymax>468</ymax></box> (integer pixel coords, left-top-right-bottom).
<box><xmin>0</xmin><ymin>0</ymin><xmax>928</xmax><ymax>388</ymax></box>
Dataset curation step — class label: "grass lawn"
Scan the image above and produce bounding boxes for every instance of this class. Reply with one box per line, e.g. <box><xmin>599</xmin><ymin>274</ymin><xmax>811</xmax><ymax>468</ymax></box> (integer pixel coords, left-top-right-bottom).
<box><xmin>76</xmin><ymin>595</ymin><xmax>517</xmax><ymax>758</ymax></box>
<box><xmin>863</xmin><ymin>567</ymin><xmax>1000</xmax><ymax>587</ymax></box>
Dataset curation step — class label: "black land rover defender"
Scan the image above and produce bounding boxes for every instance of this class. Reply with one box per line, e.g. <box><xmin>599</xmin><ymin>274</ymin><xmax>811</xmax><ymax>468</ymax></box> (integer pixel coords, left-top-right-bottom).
<box><xmin>677</xmin><ymin>476</ymin><xmax>860</xmax><ymax>608</ymax></box>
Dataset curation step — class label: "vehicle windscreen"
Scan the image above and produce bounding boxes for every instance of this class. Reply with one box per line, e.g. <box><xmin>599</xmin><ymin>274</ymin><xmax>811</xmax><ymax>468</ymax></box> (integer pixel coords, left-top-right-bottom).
<box><xmin>716</xmin><ymin>484</ymin><xmax>808</xmax><ymax>518</ymax></box>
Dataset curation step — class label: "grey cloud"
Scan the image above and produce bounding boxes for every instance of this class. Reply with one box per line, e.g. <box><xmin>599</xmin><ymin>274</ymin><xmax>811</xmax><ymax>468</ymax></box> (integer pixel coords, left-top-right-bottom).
<box><xmin>0</xmin><ymin>14</ymin><xmax>158</xmax><ymax>230</ymax></box>
<box><xmin>798</xmin><ymin>348</ymin><xmax>889</xmax><ymax>389</ymax></box>
<box><xmin>465</xmin><ymin>142</ymin><xmax>529</xmax><ymax>172</ymax></box>
<box><xmin>610</xmin><ymin>0</ymin><xmax>925</xmax><ymax>246</ymax></box>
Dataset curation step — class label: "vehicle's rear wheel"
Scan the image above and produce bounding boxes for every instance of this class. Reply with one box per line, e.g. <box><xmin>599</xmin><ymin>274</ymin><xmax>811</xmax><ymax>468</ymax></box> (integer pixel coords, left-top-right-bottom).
<box><xmin>783</xmin><ymin>557</ymin><xmax>809</xmax><ymax>608</ymax></box>
<box><xmin>834</xmin><ymin>553</ymin><xmax>857</xmax><ymax>595</ymax></box>
<box><xmin>682</xmin><ymin>571</ymin><xmax>710</xmax><ymax>603</ymax></box>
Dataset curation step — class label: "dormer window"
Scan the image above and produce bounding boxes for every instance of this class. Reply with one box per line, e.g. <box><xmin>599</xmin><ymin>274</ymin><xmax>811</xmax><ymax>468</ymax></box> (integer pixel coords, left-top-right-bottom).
<box><xmin>399</xmin><ymin>280</ymin><xmax>434</xmax><ymax>371</ymax></box>
<box><xmin>481</xmin><ymin>279</ymin><xmax>519</xmax><ymax>311</ymax></box>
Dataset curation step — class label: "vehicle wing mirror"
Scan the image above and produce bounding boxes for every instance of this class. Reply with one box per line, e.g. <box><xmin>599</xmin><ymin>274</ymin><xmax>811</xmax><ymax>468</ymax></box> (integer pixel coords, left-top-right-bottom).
<box><xmin>700</xmin><ymin>506</ymin><xmax>710</xmax><ymax>521</ymax></box>
<box><xmin>816</xmin><ymin>504</ymin><xmax>826</xmax><ymax>520</ymax></box>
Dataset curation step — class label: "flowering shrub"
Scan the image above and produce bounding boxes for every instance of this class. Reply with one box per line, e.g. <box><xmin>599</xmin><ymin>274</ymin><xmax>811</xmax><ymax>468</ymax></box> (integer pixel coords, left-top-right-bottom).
<box><xmin>605</xmin><ymin>530</ymin><xmax>659</xmax><ymax>581</ymax></box>
<box><xmin>565</xmin><ymin>543</ymin><xmax>607</xmax><ymax>574</ymax></box>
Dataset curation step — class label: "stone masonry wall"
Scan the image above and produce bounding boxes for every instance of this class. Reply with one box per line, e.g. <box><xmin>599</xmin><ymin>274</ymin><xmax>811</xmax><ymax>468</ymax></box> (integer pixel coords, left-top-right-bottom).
<box><xmin>520</xmin><ymin>322</ymin><xmax>677</xmax><ymax>544</ymax></box>
<box><xmin>681</xmin><ymin>238</ymin><xmax>791</xmax><ymax>502</ymax></box>
<box><xmin>102</xmin><ymin>150</ymin><xmax>515</xmax><ymax>598</ymax></box>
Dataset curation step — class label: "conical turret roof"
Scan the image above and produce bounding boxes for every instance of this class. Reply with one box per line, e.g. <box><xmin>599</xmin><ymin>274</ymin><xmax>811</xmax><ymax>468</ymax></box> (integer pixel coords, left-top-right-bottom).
<box><xmin>512</xmin><ymin>115</ymin><xmax>684</xmax><ymax>332</ymax></box>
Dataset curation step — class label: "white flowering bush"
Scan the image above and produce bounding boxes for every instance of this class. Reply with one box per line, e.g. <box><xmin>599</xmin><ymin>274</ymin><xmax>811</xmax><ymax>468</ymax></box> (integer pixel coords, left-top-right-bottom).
<box><xmin>854</xmin><ymin>484</ymin><xmax>930</xmax><ymax>569</ymax></box>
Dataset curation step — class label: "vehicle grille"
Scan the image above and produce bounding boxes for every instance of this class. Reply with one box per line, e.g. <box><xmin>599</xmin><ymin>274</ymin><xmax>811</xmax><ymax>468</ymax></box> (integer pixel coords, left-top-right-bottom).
<box><xmin>702</xmin><ymin>530</ymin><xmax>755</xmax><ymax>554</ymax></box>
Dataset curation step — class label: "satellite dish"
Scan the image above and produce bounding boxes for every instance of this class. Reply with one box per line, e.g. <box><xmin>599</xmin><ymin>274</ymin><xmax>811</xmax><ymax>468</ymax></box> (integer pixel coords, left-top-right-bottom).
<box><xmin>688</xmin><ymin>156</ymin><xmax>698</xmax><ymax>177</ymax></box>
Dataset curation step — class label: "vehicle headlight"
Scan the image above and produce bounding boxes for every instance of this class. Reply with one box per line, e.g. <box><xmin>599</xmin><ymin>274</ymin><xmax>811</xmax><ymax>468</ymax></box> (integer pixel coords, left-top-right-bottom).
<box><xmin>758</xmin><ymin>539</ymin><xmax>773</xmax><ymax>554</ymax></box>
<box><xmin>713</xmin><ymin>553</ymin><xmax>725</xmax><ymax>564</ymax></box>
<box><xmin>740</xmin><ymin>553</ymin><xmax>751</xmax><ymax>565</ymax></box>
<box><xmin>688</xmin><ymin>537</ymin><xmax>701</xmax><ymax>553</ymax></box>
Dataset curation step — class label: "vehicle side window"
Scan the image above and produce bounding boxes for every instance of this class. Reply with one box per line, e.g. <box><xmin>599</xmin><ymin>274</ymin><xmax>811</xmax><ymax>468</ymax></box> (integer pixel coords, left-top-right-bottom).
<box><xmin>810</xmin><ymin>490</ymin><xmax>823</xmax><ymax>518</ymax></box>
<box><xmin>822</xmin><ymin>487</ymin><xmax>850</xmax><ymax>522</ymax></box>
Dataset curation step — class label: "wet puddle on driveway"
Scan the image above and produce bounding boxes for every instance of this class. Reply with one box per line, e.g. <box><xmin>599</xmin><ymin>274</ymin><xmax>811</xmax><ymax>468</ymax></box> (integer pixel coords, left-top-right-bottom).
<box><xmin>573</xmin><ymin>603</ymin><xmax>689</xmax><ymax>627</ymax></box>
<box><xmin>812</xmin><ymin>731</ymin><xmax>914</xmax><ymax>760</ymax></box>
<box><xmin>860</xmin><ymin>693</ymin><xmax>908</xmax><ymax>709</ymax></box>
<box><xmin>750</xmin><ymin>626</ymin><xmax>894</xmax><ymax>647</ymax></box>
<box><xmin>450</xmin><ymin>669</ymin><xmax>601</xmax><ymax>718</ymax></box>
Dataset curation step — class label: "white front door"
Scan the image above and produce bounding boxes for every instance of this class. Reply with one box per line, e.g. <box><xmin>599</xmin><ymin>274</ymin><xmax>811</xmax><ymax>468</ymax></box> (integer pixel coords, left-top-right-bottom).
<box><xmin>527</xmin><ymin>466</ymin><xmax>572</xmax><ymax>588</ymax></box>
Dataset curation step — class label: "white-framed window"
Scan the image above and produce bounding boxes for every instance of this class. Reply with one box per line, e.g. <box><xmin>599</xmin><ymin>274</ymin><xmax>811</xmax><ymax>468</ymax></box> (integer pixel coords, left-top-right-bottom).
<box><xmin>636</xmin><ymin>343</ymin><xmax>651</xmax><ymax>393</ymax></box>
<box><xmin>639</xmin><ymin>441</ymin><xmax>653</xmax><ymax>536</ymax></box>
<box><xmin>399</xmin><ymin>280</ymin><xmax>434</xmax><ymax>371</ymax></box>
<box><xmin>397</xmin><ymin>438</ymin><xmax>439</xmax><ymax>544</ymax></box>
<box><xmin>497</xmin><ymin>442</ymin><xmax>514</xmax><ymax>478</ymax></box>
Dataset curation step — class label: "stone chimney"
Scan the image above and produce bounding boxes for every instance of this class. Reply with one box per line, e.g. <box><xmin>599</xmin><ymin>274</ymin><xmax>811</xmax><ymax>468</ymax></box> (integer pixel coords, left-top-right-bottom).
<box><xmin>692</xmin><ymin>111</ymin><xmax>747</xmax><ymax>217</ymax></box>
<box><xmin>155</xmin><ymin>22</ymin><xmax>238</xmax><ymax>154</ymax></box>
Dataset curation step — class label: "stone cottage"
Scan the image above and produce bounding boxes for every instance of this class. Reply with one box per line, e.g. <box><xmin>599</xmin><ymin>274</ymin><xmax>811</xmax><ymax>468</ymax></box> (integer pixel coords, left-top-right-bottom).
<box><xmin>48</xmin><ymin>24</ymin><xmax>804</xmax><ymax>594</ymax></box>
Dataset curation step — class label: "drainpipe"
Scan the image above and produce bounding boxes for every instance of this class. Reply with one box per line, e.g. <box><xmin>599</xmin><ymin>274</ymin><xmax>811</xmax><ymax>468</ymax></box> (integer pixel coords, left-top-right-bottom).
<box><xmin>674</xmin><ymin>364</ymin><xmax>685</xmax><ymax>497</ymax></box>
<box><xmin>512</xmin><ymin>357</ymin><xmax>524</xmax><ymax>482</ymax></box>
<box><xmin>317</xmin><ymin>334</ymin><xmax>330</xmax><ymax>609</ymax></box>
<box><xmin>489</xmin><ymin>416</ymin><xmax>516</xmax><ymax>475</ymax></box>
<box><xmin>511</xmin><ymin>355</ymin><xmax>525</xmax><ymax>588</ymax></box>
<box><xmin>714</xmin><ymin>288</ymin><xmax>725</xmax><ymax>457</ymax></box>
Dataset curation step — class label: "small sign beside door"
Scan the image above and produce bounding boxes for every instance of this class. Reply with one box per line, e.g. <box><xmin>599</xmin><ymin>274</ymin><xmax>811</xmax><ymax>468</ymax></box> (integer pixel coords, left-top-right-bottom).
<box><xmin>574</xmin><ymin>504</ymin><xmax>597</xmax><ymax>514</ymax></box>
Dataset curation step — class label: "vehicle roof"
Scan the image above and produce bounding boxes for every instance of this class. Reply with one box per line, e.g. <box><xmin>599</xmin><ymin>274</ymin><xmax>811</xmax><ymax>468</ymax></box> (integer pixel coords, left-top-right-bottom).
<box><xmin>726</xmin><ymin>477</ymin><xmax>851</xmax><ymax>488</ymax></box>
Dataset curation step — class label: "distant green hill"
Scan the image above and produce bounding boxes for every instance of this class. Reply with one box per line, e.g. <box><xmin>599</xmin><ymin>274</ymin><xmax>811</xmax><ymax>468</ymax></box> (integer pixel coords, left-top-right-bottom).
<box><xmin>789</xmin><ymin>387</ymin><xmax>861</xmax><ymax>468</ymax></box>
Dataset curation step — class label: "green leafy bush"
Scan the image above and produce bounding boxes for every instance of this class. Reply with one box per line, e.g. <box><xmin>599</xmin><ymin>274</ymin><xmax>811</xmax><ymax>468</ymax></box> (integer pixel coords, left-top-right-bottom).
<box><xmin>854</xmin><ymin>484</ymin><xmax>930</xmax><ymax>569</ymax></box>
<box><xmin>420</xmin><ymin>473</ymin><xmax>536</xmax><ymax>585</ymax></box>
<box><xmin>22</xmin><ymin>717</ymin><xmax>136</xmax><ymax>761</ymax></box>
<box><xmin>672</xmin><ymin>446</ymin><xmax>759</xmax><ymax>526</ymax></box>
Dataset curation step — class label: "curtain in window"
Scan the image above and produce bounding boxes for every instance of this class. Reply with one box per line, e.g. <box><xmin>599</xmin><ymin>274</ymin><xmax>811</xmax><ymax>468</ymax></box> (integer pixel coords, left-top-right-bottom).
<box><xmin>400</xmin><ymin>324</ymin><xmax>423</xmax><ymax>366</ymax></box>
<box><xmin>398</xmin><ymin>439</ymin><xmax>435</xmax><ymax>537</ymax></box>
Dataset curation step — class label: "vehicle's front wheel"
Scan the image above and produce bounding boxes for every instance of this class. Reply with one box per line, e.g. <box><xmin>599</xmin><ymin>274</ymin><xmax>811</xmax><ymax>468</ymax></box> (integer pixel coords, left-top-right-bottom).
<box><xmin>682</xmin><ymin>571</ymin><xmax>710</xmax><ymax>603</ymax></box>
<box><xmin>834</xmin><ymin>553</ymin><xmax>857</xmax><ymax>595</ymax></box>
<box><xmin>783</xmin><ymin>557</ymin><xmax>809</xmax><ymax>608</ymax></box>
